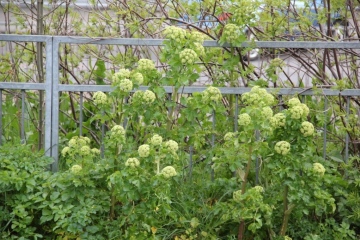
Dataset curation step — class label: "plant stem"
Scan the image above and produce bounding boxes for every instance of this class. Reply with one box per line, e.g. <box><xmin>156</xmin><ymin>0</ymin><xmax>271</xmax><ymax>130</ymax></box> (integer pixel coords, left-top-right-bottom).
<box><xmin>238</xmin><ymin>145</ymin><xmax>253</xmax><ymax>240</ymax></box>
<box><xmin>110</xmin><ymin>144</ymin><xmax>122</xmax><ymax>220</ymax></box>
<box><xmin>279</xmin><ymin>185</ymin><xmax>295</xmax><ymax>236</ymax></box>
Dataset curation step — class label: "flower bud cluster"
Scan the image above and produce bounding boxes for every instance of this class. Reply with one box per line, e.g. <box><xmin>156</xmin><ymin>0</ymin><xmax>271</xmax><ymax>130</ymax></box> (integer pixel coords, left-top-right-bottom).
<box><xmin>193</xmin><ymin>42</ymin><xmax>205</xmax><ymax>56</ymax></box>
<box><xmin>313</xmin><ymin>162</ymin><xmax>325</xmax><ymax>176</ymax></box>
<box><xmin>68</xmin><ymin>136</ymin><xmax>91</xmax><ymax>148</ymax></box>
<box><xmin>238</xmin><ymin>113</ymin><xmax>251</xmax><ymax>126</ymax></box>
<box><xmin>125</xmin><ymin>157</ymin><xmax>140</xmax><ymax>168</ymax></box>
<box><xmin>164</xmin><ymin>140</ymin><xmax>179</xmax><ymax>153</ymax></box>
<box><xmin>300</xmin><ymin>121</ymin><xmax>315</xmax><ymax>137</ymax></box>
<box><xmin>179</xmin><ymin>48</ymin><xmax>198</xmax><ymax>65</ymax></box>
<box><xmin>163</xmin><ymin>26</ymin><xmax>187</xmax><ymax>43</ymax></box>
<box><xmin>224</xmin><ymin>132</ymin><xmax>237</xmax><ymax>141</ymax></box>
<box><xmin>138</xmin><ymin>59</ymin><xmax>155</xmax><ymax>71</ymax></box>
<box><xmin>93</xmin><ymin>91</ymin><xmax>108</xmax><ymax>105</ymax></box>
<box><xmin>262</xmin><ymin>106</ymin><xmax>273</xmax><ymax>119</ymax></box>
<box><xmin>113</xmin><ymin>69</ymin><xmax>131</xmax><ymax>81</ymax></box>
<box><xmin>233</xmin><ymin>190</ymin><xmax>242</xmax><ymax>202</ymax></box>
<box><xmin>274</xmin><ymin>141</ymin><xmax>290</xmax><ymax>155</ymax></box>
<box><xmin>270</xmin><ymin>113</ymin><xmax>286</xmax><ymax>128</ymax></box>
<box><xmin>61</xmin><ymin>136</ymin><xmax>99</xmax><ymax>159</ymax></box>
<box><xmin>222</xmin><ymin>24</ymin><xmax>240</xmax><ymax>44</ymax></box>
<box><xmin>150</xmin><ymin>134</ymin><xmax>163</xmax><ymax>146</ymax></box>
<box><xmin>161</xmin><ymin>166</ymin><xmax>177</xmax><ymax>178</ymax></box>
<box><xmin>242</xmin><ymin>86</ymin><xmax>274</xmax><ymax>107</ymax></box>
<box><xmin>131</xmin><ymin>90</ymin><xmax>156</xmax><ymax>105</ymax></box>
<box><xmin>109</xmin><ymin>125</ymin><xmax>126</xmax><ymax>143</ymax></box>
<box><xmin>287</xmin><ymin>98</ymin><xmax>309</xmax><ymax>119</ymax></box>
<box><xmin>138</xmin><ymin>144</ymin><xmax>150</xmax><ymax>157</ymax></box>
<box><xmin>202</xmin><ymin>86</ymin><xmax>222</xmax><ymax>102</ymax></box>
<box><xmin>118</xmin><ymin>78</ymin><xmax>133</xmax><ymax>93</ymax></box>
<box><xmin>189</xmin><ymin>31</ymin><xmax>206</xmax><ymax>43</ymax></box>
<box><xmin>253</xmin><ymin>186</ymin><xmax>264</xmax><ymax>193</ymax></box>
<box><xmin>131</xmin><ymin>72</ymin><xmax>144</xmax><ymax>85</ymax></box>
<box><xmin>70</xmin><ymin>164</ymin><xmax>82</xmax><ymax>174</ymax></box>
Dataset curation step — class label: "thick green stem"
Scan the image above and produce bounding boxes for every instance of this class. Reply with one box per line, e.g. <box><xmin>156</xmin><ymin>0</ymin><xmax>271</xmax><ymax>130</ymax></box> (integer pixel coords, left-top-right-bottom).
<box><xmin>279</xmin><ymin>185</ymin><xmax>295</xmax><ymax>236</ymax></box>
<box><xmin>238</xmin><ymin>145</ymin><xmax>253</xmax><ymax>240</ymax></box>
<box><xmin>110</xmin><ymin>144</ymin><xmax>122</xmax><ymax>220</ymax></box>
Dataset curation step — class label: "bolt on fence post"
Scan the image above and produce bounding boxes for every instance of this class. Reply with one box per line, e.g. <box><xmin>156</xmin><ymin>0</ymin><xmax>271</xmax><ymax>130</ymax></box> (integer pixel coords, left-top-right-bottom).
<box><xmin>79</xmin><ymin>92</ymin><xmax>83</xmax><ymax>136</ymax></box>
<box><xmin>21</xmin><ymin>90</ymin><xmax>26</xmax><ymax>144</ymax></box>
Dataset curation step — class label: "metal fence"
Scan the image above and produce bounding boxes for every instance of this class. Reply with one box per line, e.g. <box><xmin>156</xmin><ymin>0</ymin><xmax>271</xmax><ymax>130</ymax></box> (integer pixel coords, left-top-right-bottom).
<box><xmin>1</xmin><ymin>34</ymin><xmax>360</xmax><ymax>171</ymax></box>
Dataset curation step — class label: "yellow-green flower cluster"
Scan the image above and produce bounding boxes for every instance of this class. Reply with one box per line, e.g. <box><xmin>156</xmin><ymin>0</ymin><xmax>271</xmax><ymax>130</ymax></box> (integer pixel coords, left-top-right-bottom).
<box><xmin>262</xmin><ymin>106</ymin><xmax>273</xmax><ymax>119</ymax></box>
<box><xmin>275</xmin><ymin>141</ymin><xmax>291</xmax><ymax>155</ymax></box>
<box><xmin>238</xmin><ymin>113</ymin><xmax>251</xmax><ymax>126</ymax></box>
<box><xmin>93</xmin><ymin>91</ymin><xmax>108</xmax><ymax>105</ymax></box>
<box><xmin>300</xmin><ymin>121</ymin><xmax>315</xmax><ymax>137</ymax></box>
<box><xmin>313</xmin><ymin>162</ymin><xmax>325</xmax><ymax>176</ymax></box>
<box><xmin>118</xmin><ymin>78</ymin><xmax>133</xmax><ymax>93</ymax></box>
<box><xmin>70</xmin><ymin>164</ymin><xmax>82</xmax><ymax>174</ymax></box>
<box><xmin>80</xmin><ymin>145</ymin><xmax>91</xmax><ymax>156</ymax></box>
<box><xmin>270</xmin><ymin>113</ymin><xmax>286</xmax><ymax>128</ymax></box>
<box><xmin>193</xmin><ymin>42</ymin><xmax>205</xmax><ymax>56</ymax></box>
<box><xmin>138</xmin><ymin>59</ymin><xmax>155</xmax><ymax>71</ymax></box>
<box><xmin>150</xmin><ymin>134</ymin><xmax>163</xmax><ymax>146</ymax></box>
<box><xmin>284</xmin><ymin>236</ymin><xmax>292</xmax><ymax>240</ymax></box>
<box><xmin>163</xmin><ymin>26</ymin><xmax>187</xmax><ymax>43</ymax></box>
<box><xmin>91</xmin><ymin>148</ymin><xmax>100</xmax><ymax>155</ymax></box>
<box><xmin>125</xmin><ymin>157</ymin><xmax>140</xmax><ymax>168</ymax></box>
<box><xmin>233</xmin><ymin>190</ymin><xmax>242</xmax><ymax>202</ymax></box>
<box><xmin>131</xmin><ymin>72</ymin><xmax>144</xmax><ymax>85</ymax></box>
<box><xmin>179</xmin><ymin>48</ymin><xmax>198</xmax><ymax>65</ymax></box>
<box><xmin>138</xmin><ymin>144</ymin><xmax>150</xmax><ymax>157</ymax></box>
<box><xmin>224</xmin><ymin>132</ymin><xmax>237</xmax><ymax>141</ymax></box>
<box><xmin>68</xmin><ymin>136</ymin><xmax>91</xmax><ymax>148</ymax></box>
<box><xmin>253</xmin><ymin>186</ymin><xmax>264</xmax><ymax>193</ymax></box>
<box><xmin>143</xmin><ymin>90</ymin><xmax>156</xmax><ymax>104</ymax></box>
<box><xmin>242</xmin><ymin>86</ymin><xmax>274</xmax><ymax>107</ymax></box>
<box><xmin>222</xmin><ymin>24</ymin><xmax>240</xmax><ymax>44</ymax></box>
<box><xmin>113</xmin><ymin>69</ymin><xmax>131</xmax><ymax>81</ymax></box>
<box><xmin>164</xmin><ymin>140</ymin><xmax>179</xmax><ymax>153</ymax></box>
<box><xmin>189</xmin><ymin>30</ymin><xmax>206</xmax><ymax>43</ymax></box>
<box><xmin>202</xmin><ymin>86</ymin><xmax>222</xmax><ymax>102</ymax></box>
<box><xmin>287</xmin><ymin>98</ymin><xmax>309</xmax><ymax>119</ymax></box>
<box><xmin>161</xmin><ymin>166</ymin><xmax>177</xmax><ymax>178</ymax></box>
<box><xmin>110</xmin><ymin>125</ymin><xmax>126</xmax><ymax>143</ymax></box>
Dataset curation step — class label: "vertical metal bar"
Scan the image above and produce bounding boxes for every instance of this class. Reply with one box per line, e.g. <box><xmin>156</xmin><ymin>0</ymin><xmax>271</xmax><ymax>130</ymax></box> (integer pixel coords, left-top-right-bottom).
<box><xmin>255</xmin><ymin>130</ymin><xmax>260</xmax><ymax>184</ymax></box>
<box><xmin>345</xmin><ymin>96</ymin><xmax>350</xmax><ymax>162</ymax></box>
<box><xmin>21</xmin><ymin>90</ymin><xmax>25</xmax><ymax>144</ymax></box>
<box><xmin>323</xmin><ymin>97</ymin><xmax>328</xmax><ymax>159</ymax></box>
<box><xmin>0</xmin><ymin>89</ymin><xmax>2</xmax><ymax>145</ymax></box>
<box><xmin>51</xmin><ymin>38</ymin><xmax>60</xmax><ymax>172</ymax></box>
<box><xmin>211</xmin><ymin>109</ymin><xmax>215</xmax><ymax>181</ymax></box>
<box><xmin>234</xmin><ymin>94</ymin><xmax>238</xmax><ymax>131</ymax></box>
<box><xmin>44</xmin><ymin>36</ymin><xmax>53</xmax><ymax>158</ymax></box>
<box><xmin>279</xmin><ymin>95</ymin><xmax>283</xmax><ymax>110</ymax></box>
<box><xmin>79</xmin><ymin>92</ymin><xmax>83</xmax><ymax>136</ymax></box>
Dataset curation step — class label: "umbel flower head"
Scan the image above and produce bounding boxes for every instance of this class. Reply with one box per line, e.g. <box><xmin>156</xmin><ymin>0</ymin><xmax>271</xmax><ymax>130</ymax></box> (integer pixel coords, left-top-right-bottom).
<box><xmin>113</xmin><ymin>69</ymin><xmax>131</xmax><ymax>82</ymax></box>
<box><xmin>224</xmin><ymin>132</ymin><xmax>237</xmax><ymax>141</ymax></box>
<box><xmin>242</xmin><ymin>86</ymin><xmax>274</xmax><ymax>107</ymax></box>
<box><xmin>274</xmin><ymin>141</ymin><xmax>291</xmax><ymax>155</ymax></box>
<box><xmin>163</xmin><ymin>26</ymin><xmax>187</xmax><ymax>43</ymax></box>
<box><xmin>164</xmin><ymin>140</ymin><xmax>179</xmax><ymax>153</ymax></box>
<box><xmin>161</xmin><ymin>166</ymin><xmax>177</xmax><ymax>178</ymax></box>
<box><xmin>143</xmin><ymin>90</ymin><xmax>156</xmax><ymax>104</ymax></box>
<box><xmin>150</xmin><ymin>134</ymin><xmax>163</xmax><ymax>146</ymax></box>
<box><xmin>262</xmin><ymin>106</ymin><xmax>273</xmax><ymax>119</ymax></box>
<box><xmin>110</xmin><ymin>125</ymin><xmax>126</xmax><ymax>143</ymax></box>
<box><xmin>80</xmin><ymin>145</ymin><xmax>91</xmax><ymax>156</ymax></box>
<box><xmin>179</xmin><ymin>48</ymin><xmax>198</xmax><ymax>65</ymax></box>
<box><xmin>125</xmin><ymin>158</ymin><xmax>140</xmax><ymax>168</ymax></box>
<box><xmin>138</xmin><ymin>59</ymin><xmax>155</xmax><ymax>71</ymax></box>
<box><xmin>238</xmin><ymin>113</ymin><xmax>251</xmax><ymax>126</ymax></box>
<box><xmin>131</xmin><ymin>72</ymin><xmax>144</xmax><ymax>85</ymax></box>
<box><xmin>313</xmin><ymin>163</ymin><xmax>326</xmax><ymax>176</ymax></box>
<box><xmin>138</xmin><ymin>144</ymin><xmax>150</xmax><ymax>157</ymax></box>
<box><xmin>202</xmin><ymin>86</ymin><xmax>222</xmax><ymax>102</ymax></box>
<box><xmin>287</xmin><ymin>98</ymin><xmax>301</xmax><ymax>108</ymax></box>
<box><xmin>118</xmin><ymin>78</ymin><xmax>133</xmax><ymax>93</ymax></box>
<box><xmin>68</xmin><ymin>136</ymin><xmax>91</xmax><ymax>148</ymax></box>
<box><xmin>289</xmin><ymin>105</ymin><xmax>304</xmax><ymax>119</ymax></box>
<box><xmin>233</xmin><ymin>190</ymin><xmax>242</xmax><ymax>203</ymax></box>
<box><xmin>70</xmin><ymin>164</ymin><xmax>82</xmax><ymax>174</ymax></box>
<box><xmin>221</xmin><ymin>23</ymin><xmax>241</xmax><ymax>44</ymax></box>
<box><xmin>93</xmin><ymin>91</ymin><xmax>108</xmax><ymax>105</ymax></box>
<box><xmin>300</xmin><ymin>121</ymin><xmax>315</xmax><ymax>137</ymax></box>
